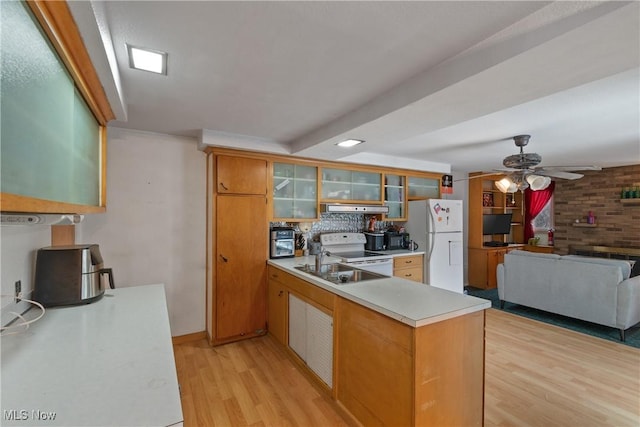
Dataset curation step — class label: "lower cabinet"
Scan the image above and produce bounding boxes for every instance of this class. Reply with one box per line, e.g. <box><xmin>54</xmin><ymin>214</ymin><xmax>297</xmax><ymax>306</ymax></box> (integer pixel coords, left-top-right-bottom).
<box><xmin>468</xmin><ymin>246</ymin><xmax>522</xmax><ymax>289</ymax></box>
<box><xmin>288</xmin><ymin>294</ymin><xmax>333</xmax><ymax>388</ymax></box>
<box><xmin>268</xmin><ymin>265</ymin><xmax>486</xmax><ymax>426</ymax></box>
<box><xmin>267</xmin><ymin>277</ymin><xmax>287</xmax><ymax>344</ymax></box>
<box><xmin>393</xmin><ymin>254</ymin><xmax>424</xmax><ymax>283</ymax></box>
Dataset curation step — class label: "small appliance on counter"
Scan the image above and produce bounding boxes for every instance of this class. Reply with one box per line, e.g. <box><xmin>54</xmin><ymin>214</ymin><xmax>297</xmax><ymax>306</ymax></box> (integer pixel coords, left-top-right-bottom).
<box><xmin>33</xmin><ymin>244</ymin><xmax>115</xmax><ymax>307</ymax></box>
<box><xmin>364</xmin><ymin>232</ymin><xmax>384</xmax><ymax>251</ymax></box>
<box><xmin>384</xmin><ymin>231</ymin><xmax>411</xmax><ymax>250</ymax></box>
<box><xmin>270</xmin><ymin>227</ymin><xmax>295</xmax><ymax>258</ymax></box>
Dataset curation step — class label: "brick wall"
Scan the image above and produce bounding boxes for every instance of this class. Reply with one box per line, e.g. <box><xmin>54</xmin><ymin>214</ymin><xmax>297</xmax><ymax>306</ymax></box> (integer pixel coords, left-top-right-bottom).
<box><xmin>553</xmin><ymin>164</ymin><xmax>640</xmax><ymax>254</ymax></box>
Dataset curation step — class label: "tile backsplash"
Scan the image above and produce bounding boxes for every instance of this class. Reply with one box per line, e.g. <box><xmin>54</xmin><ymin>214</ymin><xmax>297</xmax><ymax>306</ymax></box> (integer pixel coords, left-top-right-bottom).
<box><xmin>271</xmin><ymin>213</ymin><xmax>396</xmax><ymax>244</ymax></box>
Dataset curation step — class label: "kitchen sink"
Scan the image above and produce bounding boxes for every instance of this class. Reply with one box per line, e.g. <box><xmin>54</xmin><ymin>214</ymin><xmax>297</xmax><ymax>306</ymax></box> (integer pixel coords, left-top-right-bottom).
<box><xmin>294</xmin><ymin>263</ymin><xmax>387</xmax><ymax>284</ymax></box>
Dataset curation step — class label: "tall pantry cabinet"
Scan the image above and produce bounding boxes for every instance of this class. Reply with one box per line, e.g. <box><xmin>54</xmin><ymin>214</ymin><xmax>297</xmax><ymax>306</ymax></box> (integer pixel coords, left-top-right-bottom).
<box><xmin>208</xmin><ymin>154</ymin><xmax>269</xmax><ymax>345</ymax></box>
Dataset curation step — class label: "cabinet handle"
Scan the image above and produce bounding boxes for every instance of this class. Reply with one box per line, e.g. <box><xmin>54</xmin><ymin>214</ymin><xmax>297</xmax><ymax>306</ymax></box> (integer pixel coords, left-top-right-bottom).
<box><xmin>405</xmin><ymin>260</ymin><xmax>413</xmax><ymax>264</ymax></box>
<box><xmin>405</xmin><ymin>273</ymin><xmax>412</xmax><ymax>277</ymax></box>
<box><xmin>220</xmin><ymin>254</ymin><xmax>228</xmax><ymax>262</ymax></box>
<box><xmin>219</xmin><ymin>182</ymin><xmax>228</xmax><ymax>191</ymax></box>
<box><xmin>278</xmin><ymin>290</ymin><xmax>284</xmax><ymax>297</ymax></box>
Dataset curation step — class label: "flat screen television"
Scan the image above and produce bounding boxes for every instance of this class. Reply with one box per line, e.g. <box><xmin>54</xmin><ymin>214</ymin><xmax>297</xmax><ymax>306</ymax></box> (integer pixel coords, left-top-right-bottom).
<box><xmin>482</xmin><ymin>213</ymin><xmax>513</xmax><ymax>235</ymax></box>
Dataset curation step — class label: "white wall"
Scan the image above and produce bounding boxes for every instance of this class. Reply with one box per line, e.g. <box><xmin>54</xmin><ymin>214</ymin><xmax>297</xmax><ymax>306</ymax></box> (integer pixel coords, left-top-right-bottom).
<box><xmin>78</xmin><ymin>128</ymin><xmax>206</xmax><ymax>336</ymax></box>
<box><xmin>0</xmin><ymin>225</ymin><xmax>51</xmax><ymax>326</ymax></box>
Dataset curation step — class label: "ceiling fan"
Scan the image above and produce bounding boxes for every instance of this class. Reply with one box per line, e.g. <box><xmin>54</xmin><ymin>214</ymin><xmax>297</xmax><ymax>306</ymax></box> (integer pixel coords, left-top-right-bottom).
<box><xmin>467</xmin><ymin>135</ymin><xmax>601</xmax><ymax>193</ymax></box>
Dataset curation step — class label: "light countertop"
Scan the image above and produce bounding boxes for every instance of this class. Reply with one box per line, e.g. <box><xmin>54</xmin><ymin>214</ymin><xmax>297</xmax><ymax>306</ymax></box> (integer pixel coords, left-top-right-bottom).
<box><xmin>268</xmin><ymin>256</ymin><xmax>490</xmax><ymax>328</ymax></box>
<box><xmin>1</xmin><ymin>284</ymin><xmax>183</xmax><ymax>427</ymax></box>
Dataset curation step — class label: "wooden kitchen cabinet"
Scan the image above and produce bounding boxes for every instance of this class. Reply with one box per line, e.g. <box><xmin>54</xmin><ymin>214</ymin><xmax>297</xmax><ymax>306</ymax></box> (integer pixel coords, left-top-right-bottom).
<box><xmin>320</xmin><ymin>168</ymin><xmax>381</xmax><ymax>203</ymax></box>
<box><xmin>268</xmin><ymin>266</ymin><xmax>335</xmax><ymax>390</ymax></box>
<box><xmin>216</xmin><ymin>155</ymin><xmax>267</xmax><ymax>195</ymax></box>
<box><xmin>214</xmin><ymin>194</ymin><xmax>268</xmax><ymax>343</ymax></box>
<box><xmin>267</xmin><ymin>268</ymin><xmax>288</xmax><ymax>345</ymax></box>
<box><xmin>407</xmin><ymin>176</ymin><xmax>440</xmax><ymax>200</ymax></box>
<box><xmin>272</xmin><ymin>162</ymin><xmax>318</xmax><ymax>220</ymax></box>
<box><xmin>393</xmin><ymin>254</ymin><xmax>424</xmax><ymax>283</ymax></box>
<box><xmin>336</xmin><ymin>297</ymin><xmax>484</xmax><ymax>426</ymax></box>
<box><xmin>468</xmin><ymin>246</ymin><xmax>522</xmax><ymax>289</ymax></box>
<box><xmin>383</xmin><ymin>174</ymin><xmax>407</xmax><ymax>220</ymax></box>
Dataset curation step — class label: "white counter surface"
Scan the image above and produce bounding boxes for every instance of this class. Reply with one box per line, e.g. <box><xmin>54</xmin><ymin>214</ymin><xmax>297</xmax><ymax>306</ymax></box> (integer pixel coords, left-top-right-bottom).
<box><xmin>268</xmin><ymin>256</ymin><xmax>490</xmax><ymax>327</ymax></box>
<box><xmin>1</xmin><ymin>284</ymin><xmax>183</xmax><ymax>427</ymax></box>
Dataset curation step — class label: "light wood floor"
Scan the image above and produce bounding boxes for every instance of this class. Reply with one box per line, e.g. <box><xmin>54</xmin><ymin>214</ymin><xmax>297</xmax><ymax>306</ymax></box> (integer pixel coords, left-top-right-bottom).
<box><xmin>174</xmin><ymin>308</ymin><xmax>640</xmax><ymax>426</ymax></box>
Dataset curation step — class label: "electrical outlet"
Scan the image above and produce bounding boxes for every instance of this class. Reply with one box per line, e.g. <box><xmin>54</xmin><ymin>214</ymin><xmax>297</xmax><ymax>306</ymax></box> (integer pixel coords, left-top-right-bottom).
<box><xmin>15</xmin><ymin>280</ymin><xmax>21</xmax><ymax>303</ymax></box>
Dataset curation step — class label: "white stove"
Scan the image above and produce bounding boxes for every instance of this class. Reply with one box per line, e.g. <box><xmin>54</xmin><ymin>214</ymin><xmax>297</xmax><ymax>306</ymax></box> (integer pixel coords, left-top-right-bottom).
<box><xmin>320</xmin><ymin>233</ymin><xmax>393</xmax><ymax>276</ymax></box>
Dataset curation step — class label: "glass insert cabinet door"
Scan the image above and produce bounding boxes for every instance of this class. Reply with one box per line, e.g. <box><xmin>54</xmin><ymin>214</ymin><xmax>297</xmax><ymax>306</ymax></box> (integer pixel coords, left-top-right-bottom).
<box><xmin>384</xmin><ymin>174</ymin><xmax>406</xmax><ymax>219</ymax></box>
<box><xmin>273</xmin><ymin>163</ymin><xmax>317</xmax><ymax>219</ymax></box>
<box><xmin>321</xmin><ymin>168</ymin><xmax>381</xmax><ymax>202</ymax></box>
<box><xmin>408</xmin><ymin>177</ymin><xmax>440</xmax><ymax>199</ymax></box>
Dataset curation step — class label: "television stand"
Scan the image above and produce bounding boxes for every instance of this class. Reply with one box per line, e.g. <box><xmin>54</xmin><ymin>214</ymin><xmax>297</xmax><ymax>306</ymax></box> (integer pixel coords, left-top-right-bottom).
<box><xmin>484</xmin><ymin>241</ymin><xmax>509</xmax><ymax>247</ymax></box>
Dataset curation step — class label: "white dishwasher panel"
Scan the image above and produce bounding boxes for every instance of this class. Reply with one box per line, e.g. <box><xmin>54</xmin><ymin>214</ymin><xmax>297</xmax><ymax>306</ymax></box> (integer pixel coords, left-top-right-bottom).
<box><xmin>306</xmin><ymin>305</ymin><xmax>333</xmax><ymax>388</ymax></box>
<box><xmin>288</xmin><ymin>294</ymin><xmax>306</xmax><ymax>360</ymax></box>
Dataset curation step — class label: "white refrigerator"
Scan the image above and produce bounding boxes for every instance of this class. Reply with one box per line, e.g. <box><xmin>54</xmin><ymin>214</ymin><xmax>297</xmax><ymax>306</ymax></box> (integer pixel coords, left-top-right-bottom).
<box><xmin>407</xmin><ymin>199</ymin><xmax>464</xmax><ymax>293</ymax></box>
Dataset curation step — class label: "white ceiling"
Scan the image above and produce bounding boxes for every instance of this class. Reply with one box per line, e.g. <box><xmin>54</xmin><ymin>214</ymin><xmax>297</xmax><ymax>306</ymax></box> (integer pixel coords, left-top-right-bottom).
<box><xmin>71</xmin><ymin>1</ymin><xmax>640</xmax><ymax>174</ymax></box>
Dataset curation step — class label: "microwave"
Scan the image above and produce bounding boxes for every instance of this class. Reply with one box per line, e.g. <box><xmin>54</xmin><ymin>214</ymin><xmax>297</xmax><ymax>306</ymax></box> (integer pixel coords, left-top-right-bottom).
<box><xmin>384</xmin><ymin>232</ymin><xmax>410</xmax><ymax>250</ymax></box>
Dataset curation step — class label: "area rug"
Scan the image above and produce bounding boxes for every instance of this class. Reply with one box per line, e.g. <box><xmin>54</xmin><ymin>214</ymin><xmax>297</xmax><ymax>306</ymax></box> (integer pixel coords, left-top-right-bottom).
<box><xmin>467</xmin><ymin>288</ymin><xmax>640</xmax><ymax>349</ymax></box>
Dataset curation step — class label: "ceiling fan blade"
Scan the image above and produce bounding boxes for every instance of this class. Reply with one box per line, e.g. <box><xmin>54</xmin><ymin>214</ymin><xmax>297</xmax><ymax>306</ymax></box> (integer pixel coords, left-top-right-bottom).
<box><xmin>535</xmin><ymin>165</ymin><xmax>601</xmax><ymax>172</ymax></box>
<box><xmin>536</xmin><ymin>170</ymin><xmax>584</xmax><ymax>180</ymax></box>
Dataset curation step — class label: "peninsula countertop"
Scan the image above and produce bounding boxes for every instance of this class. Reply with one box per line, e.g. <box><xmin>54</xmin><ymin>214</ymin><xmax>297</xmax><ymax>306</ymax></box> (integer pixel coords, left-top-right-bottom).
<box><xmin>268</xmin><ymin>256</ymin><xmax>490</xmax><ymax>328</ymax></box>
<box><xmin>1</xmin><ymin>284</ymin><xmax>183</xmax><ymax>427</ymax></box>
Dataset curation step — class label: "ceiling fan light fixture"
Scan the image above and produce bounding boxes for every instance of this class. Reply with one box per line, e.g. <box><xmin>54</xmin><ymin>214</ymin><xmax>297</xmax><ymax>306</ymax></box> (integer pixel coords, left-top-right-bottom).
<box><xmin>526</xmin><ymin>174</ymin><xmax>551</xmax><ymax>191</ymax></box>
<box><xmin>495</xmin><ymin>177</ymin><xmax>517</xmax><ymax>193</ymax></box>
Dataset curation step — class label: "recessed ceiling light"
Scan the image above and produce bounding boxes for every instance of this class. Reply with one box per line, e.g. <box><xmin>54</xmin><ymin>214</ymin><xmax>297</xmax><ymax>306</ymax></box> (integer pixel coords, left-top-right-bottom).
<box><xmin>336</xmin><ymin>139</ymin><xmax>364</xmax><ymax>148</ymax></box>
<box><xmin>127</xmin><ymin>44</ymin><xmax>167</xmax><ymax>75</ymax></box>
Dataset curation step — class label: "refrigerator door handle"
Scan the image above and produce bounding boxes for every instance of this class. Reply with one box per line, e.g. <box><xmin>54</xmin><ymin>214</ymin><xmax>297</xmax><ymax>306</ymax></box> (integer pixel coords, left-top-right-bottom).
<box><xmin>427</xmin><ymin>209</ymin><xmax>437</xmax><ymax>261</ymax></box>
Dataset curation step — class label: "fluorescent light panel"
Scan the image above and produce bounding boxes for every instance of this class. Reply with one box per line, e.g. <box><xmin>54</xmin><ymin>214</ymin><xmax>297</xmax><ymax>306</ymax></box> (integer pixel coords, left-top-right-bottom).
<box><xmin>336</xmin><ymin>139</ymin><xmax>364</xmax><ymax>148</ymax></box>
<box><xmin>127</xmin><ymin>44</ymin><xmax>167</xmax><ymax>75</ymax></box>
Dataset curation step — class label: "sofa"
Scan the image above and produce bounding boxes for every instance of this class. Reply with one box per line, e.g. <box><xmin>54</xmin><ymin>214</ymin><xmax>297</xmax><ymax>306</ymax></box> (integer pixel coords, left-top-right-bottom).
<box><xmin>496</xmin><ymin>250</ymin><xmax>640</xmax><ymax>340</ymax></box>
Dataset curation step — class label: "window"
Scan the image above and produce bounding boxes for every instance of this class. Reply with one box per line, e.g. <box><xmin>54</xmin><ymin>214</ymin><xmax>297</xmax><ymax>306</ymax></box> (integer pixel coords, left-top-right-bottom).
<box><xmin>532</xmin><ymin>196</ymin><xmax>554</xmax><ymax>231</ymax></box>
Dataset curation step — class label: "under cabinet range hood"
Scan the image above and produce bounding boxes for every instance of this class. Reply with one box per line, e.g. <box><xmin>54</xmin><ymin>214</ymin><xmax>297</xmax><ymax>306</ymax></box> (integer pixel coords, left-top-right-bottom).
<box><xmin>1</xmin><ymin>213</ymin><xmax>84</xmax><ymax>226</ymax></box>
<box><xmin>321</xmin><ymin>204</ymin><xmax>389</xmax><ymax>214</ymax></box>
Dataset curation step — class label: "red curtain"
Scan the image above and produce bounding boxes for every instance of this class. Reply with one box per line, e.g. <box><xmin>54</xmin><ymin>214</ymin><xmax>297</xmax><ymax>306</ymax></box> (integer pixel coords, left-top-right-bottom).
<box><xmin>524</xmin><ymin>181</ymin><xmax>555</xmax><ymax>241</ymax></box>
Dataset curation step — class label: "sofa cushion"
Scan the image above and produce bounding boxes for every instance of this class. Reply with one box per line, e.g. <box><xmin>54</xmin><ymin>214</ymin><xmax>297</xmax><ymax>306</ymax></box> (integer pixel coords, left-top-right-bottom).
<box><xmin>549</xmin><ymin>258</ymin><xmax>622</xmax><ymax>327</ymax></box>
<box><xmin>562</xmin><ymin>255</ymin><xmax>631</xmax><ymax>280</ymax></box>
<box><xmin>502</xmin><ymin>251</ymin><xmax>560</xmax><ymax>307</ymax></box>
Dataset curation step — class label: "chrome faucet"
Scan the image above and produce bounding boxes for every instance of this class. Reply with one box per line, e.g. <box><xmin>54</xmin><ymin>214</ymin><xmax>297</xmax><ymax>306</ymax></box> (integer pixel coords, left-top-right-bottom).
<box><xmin>315</xmin><ymin>248</ymin><xmax>331</xmax><ymax>271</ymax></box>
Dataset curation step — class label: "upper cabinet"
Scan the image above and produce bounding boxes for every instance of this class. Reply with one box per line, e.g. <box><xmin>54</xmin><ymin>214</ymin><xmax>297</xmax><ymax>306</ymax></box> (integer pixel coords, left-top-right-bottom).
<box><xmin>272</xmin><ymin>162</ymin><xmax>318</xmax><ymax>220</ymax></box>
<box><xmin>407</xmin><ymin>177</ymin><xmax>440</xmax><ymax>200</ymax></box>
<box><xmin>216</xmin><ymin>155</ymin><xmax>267</xmax><ymax>195</ymax></box>
<box><xmin>321</xmin><ymin>168</ymin><xmax>381</xmax><ymax>203</ymax></box>
<box><xmin>383</xmin><ymin>174</ymin><xmax>406</xmax><ymax>220</ymax></box>
<box><xmin>0</xmin><ymin>1</ymin><xmax>113</xmax><ymax>214</ymax></box>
